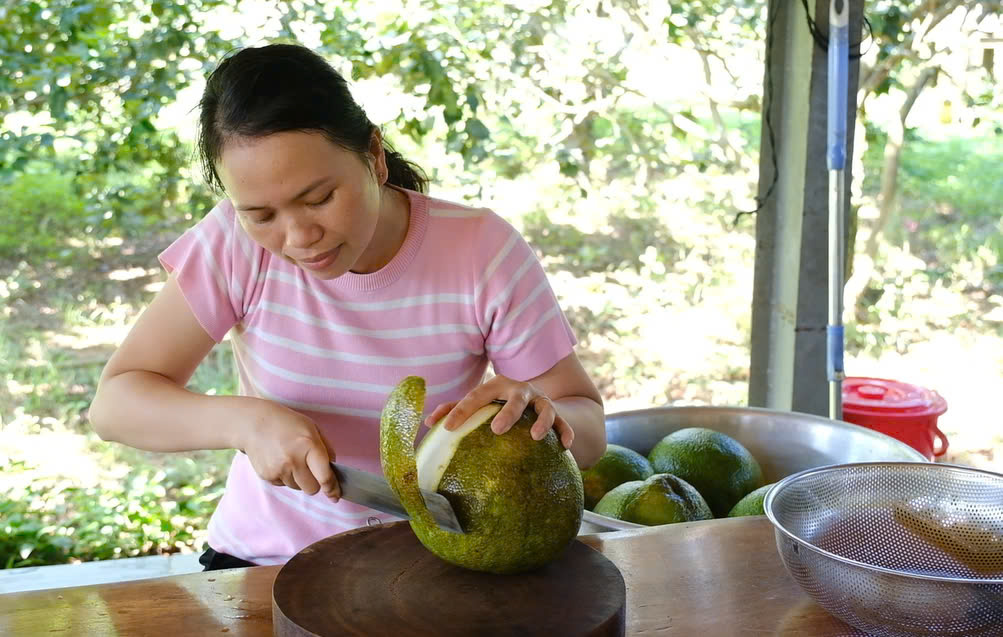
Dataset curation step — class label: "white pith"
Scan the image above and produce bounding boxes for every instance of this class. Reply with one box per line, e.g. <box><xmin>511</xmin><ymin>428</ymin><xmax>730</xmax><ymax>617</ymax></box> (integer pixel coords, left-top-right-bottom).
<box><xmin>415</xmin><ymin>403</ymin><xmax>503</xmax><ymax>492</ymax></box>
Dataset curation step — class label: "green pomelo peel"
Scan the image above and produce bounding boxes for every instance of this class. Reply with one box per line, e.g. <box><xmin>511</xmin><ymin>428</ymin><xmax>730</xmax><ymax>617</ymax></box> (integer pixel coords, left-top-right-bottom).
<box><xmin>380</xmin><ymin>377</ymin><xmax>584</xmax><ymax>574</ymax></box>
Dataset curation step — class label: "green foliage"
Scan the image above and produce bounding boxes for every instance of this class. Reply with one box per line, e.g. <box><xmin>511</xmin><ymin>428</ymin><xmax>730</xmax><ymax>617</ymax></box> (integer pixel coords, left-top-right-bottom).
<box><xmin>847</xmin><ymin>129</ymin><xmax>1003</xmax><ymax>357</ymax></box>
<box><xmin>522</xmin><ymin>207</ymin><xmax>683</xmax><ymax>278</ymax></box>
<box><xmin>1</xmin><ymin>458</ymin><xmax>227</xmax><ymax>568</ymax></box>
<box><xmin>896</xmin><ymin>138</ymin><xmax>1003</xmax><ymax>280</ymax></box>
<box><xmin>2</xmin><ymin>0</ymin><xmax>766</xmax><ymax>226</ymax></box>
<box><xmin>1</xmin><ymin>0</ymin><xmax>227</xmax><ymax>173</ymax></box>
<box><xmin>186</xmin><ymin>345</ymin><xmax>240</xmax><ymax>397</ymax></box>
<box><xmin>1</xmin><ymin>0</ymin><xmax>227</xmax><ymax>231</ymax></box>
<box><xmin>860</xmin><ymin>134</ymin><xmax>1003</xmax><ymax>290</ymax></box>
<box><xmin>0</xmin><ymin>327</ymin><xmax>237</xmax><ymax>434</ymax></box>
<box><xmin>868</xmin><ymin>1</ymin><xmax>907</xmax><ymax>70</ymax></box>
<box><xmin>0</xmin><ymin>338</ymin><xmax>94</xmax><ymax>430</ymax></box>
<box><xmin>0</xmin><ymin>169</ymin><xmax>85</xmax><ymax>259</ymax></box>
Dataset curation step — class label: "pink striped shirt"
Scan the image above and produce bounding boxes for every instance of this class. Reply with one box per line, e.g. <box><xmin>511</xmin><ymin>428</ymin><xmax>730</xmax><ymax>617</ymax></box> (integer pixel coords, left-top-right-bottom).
<box><xmin>159</xmin><ymin>187</ymin><xmax>577</xmax><ymax>564</ymax></box>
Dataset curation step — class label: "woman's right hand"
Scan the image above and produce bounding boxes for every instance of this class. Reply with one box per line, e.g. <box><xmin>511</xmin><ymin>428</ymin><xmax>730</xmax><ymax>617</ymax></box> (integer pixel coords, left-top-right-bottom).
<box><xmin>238</xmin><ymin>399</ymin><xmax>341</xmax><ymax>501</ymax></box>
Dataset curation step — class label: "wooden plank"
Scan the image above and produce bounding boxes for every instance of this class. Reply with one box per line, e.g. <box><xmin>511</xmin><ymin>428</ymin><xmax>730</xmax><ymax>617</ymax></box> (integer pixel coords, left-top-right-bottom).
<box><xmin>0</xmin><ymin>565</ymin><xmax>276</xmax><ymax>636</ymax></box>
<box><xmin>0</xmin><ymin>517</ymin><xmax>862</xmax><ymax>636</ymax></box>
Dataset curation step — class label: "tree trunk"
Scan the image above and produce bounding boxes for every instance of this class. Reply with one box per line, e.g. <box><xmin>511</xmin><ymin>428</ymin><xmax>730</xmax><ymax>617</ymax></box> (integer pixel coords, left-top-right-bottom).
<box><xmin>844</xmin><ymin>66</ymin><xmax>937</xmax><ymax>321</ymax></box>
<box><xmin>864</xmin><ymin>66</ymin><xmax>938</xmax><ymax>259</ymax></box>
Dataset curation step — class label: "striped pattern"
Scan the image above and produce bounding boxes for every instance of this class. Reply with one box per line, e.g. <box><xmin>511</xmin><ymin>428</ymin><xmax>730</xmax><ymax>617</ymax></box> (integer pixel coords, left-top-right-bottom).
<box><xmin>159</xmin><ymin>187</ymin><xmax>577</xmax><ymax>564</ymax></box>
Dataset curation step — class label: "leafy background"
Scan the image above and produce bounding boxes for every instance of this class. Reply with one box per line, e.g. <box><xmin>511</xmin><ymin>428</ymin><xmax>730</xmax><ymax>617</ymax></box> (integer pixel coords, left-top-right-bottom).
<box><xmin>2</xmin><ymin>0</ymin><xmax>1001</xmax><ymax>567</ymax></box>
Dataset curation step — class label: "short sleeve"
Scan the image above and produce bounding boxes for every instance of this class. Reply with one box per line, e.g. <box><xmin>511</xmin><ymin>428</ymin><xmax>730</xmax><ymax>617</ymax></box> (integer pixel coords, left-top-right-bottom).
<box><xmin>474</xmin><ymin>213</ymin><xmax>578</xmax><ymax>381</ymax></box>
<box><xmin>158</xmin><ymin>200</ymin><xmax>260</xmax><ymax>343</ymax></box>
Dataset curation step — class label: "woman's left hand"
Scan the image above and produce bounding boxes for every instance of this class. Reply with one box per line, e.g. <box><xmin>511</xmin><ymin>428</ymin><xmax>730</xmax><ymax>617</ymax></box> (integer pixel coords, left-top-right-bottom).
<box><xmin>424</xmin><ymin>375</ymin><xmax>574</xmax><ymax>449</ymax></box>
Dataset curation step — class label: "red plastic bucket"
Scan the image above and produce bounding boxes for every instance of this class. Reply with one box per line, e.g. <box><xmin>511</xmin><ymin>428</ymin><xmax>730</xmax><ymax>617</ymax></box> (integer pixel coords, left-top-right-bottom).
<box><xmin>841</xmin><ymin>377</ymin><xmax>949</xmax><ymax>461</ymax></box>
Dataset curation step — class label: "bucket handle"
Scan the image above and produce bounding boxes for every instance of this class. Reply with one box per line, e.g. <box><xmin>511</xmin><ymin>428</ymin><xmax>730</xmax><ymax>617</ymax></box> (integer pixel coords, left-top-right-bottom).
<box><xmin>933</xmin><ymin>426</ymin><xmax>950</xmax><ymax>457</ymax></box>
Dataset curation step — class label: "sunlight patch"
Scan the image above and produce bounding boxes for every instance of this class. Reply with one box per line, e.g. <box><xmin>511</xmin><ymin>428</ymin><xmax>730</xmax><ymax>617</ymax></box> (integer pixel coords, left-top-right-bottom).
<box><xmin>45</xmin><ymin>325</ymin><xmax>131</xmax><ymax>351</ymax></box>
<box><xmin>107</xmin><ymin>266</ymin><xmax>157</xmax><ymax>281</ymax></box>
<box><xmin>1</xmin><ymin>414</ymin><xmax>104</xmax><ymax>490</ymax></box>
<box><xmin>6</xmin><ymin>378</ymin><xmax>35</xmax><ymax>396</ymax></box>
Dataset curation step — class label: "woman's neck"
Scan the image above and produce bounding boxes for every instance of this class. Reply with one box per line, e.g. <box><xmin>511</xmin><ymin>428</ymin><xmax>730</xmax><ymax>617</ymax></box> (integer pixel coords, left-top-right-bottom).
<box><xmin>350</xmin><ymin>184</ymin><xmax>411</xmax><ymax>274</ymax></box>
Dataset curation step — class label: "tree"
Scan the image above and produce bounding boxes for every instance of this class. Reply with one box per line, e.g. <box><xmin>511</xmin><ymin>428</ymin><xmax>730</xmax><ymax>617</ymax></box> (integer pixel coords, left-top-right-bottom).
<box><xmin>1</xmin><ymin>0</ymin><xmax>766</xmax><ymax>232</ymax></box>
<box><xmin>845</xmin><ymin>0</ymin><xmax>1002</xmax><ymax>314</ymax></box>
<box><xmin>1</xmin><ymin>1</ymin><xmax>234</xmax><ymax>189</ymax></box>
<box><xmin>858</xmin><ymin>0</ymin><xmax>999</xmax><ymax>257</ymax></box>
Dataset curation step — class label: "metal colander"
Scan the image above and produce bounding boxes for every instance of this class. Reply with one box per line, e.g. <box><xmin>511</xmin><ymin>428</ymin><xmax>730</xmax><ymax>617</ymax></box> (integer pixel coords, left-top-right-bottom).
<box><xmin>764</xmin><ymin>462</ymin><xmax>1003</xmax><ymax>636</ymax></box>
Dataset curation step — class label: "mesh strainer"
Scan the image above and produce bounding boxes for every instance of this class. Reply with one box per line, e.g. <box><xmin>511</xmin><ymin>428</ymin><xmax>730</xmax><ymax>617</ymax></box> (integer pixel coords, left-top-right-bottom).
<box><xmin>764</xmin><ymin>462</ymin><xmax>1003</xmax><ymax>636</ymax></box>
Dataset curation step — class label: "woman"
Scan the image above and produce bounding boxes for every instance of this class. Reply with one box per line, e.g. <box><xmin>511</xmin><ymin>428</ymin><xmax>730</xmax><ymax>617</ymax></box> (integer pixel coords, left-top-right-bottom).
<box><xmin>89</xmin><ymin>43</ymin><xmax>605</xmax><ymax>570</ymax></box>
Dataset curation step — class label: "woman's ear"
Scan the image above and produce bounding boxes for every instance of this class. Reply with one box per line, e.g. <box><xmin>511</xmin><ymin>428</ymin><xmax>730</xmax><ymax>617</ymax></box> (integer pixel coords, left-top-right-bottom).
<box><xmin>368</xmin><ymin>129</ymin><xmax>388</xmax><ymax>184</ymax></box>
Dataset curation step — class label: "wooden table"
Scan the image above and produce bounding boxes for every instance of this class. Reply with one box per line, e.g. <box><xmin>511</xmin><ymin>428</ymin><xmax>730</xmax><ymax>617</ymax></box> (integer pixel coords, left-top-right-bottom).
<box><xmin>0</xmin><ymin>517</ymin><xmax>865</xmax><ymax>636</ymax></box>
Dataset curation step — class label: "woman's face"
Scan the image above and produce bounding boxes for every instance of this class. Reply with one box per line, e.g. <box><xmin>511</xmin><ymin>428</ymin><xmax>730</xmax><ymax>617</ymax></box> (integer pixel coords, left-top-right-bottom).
<box><xmin>217</xmin><ymin>130</ymin><xmax>392</xmax><ymax>279</ymax></box>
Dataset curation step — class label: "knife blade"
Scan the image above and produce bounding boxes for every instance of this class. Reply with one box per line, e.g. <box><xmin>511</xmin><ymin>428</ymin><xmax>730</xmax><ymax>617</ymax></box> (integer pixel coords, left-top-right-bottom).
<box><xmin>330</xmin><ymin>462</ymin><xmax>465</xmax><ymax>534</ymax></box>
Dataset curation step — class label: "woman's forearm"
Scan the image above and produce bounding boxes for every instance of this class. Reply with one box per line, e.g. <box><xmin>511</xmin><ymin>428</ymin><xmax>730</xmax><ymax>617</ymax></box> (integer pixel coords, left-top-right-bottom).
<box><xmin>89</xmin><ymin>370</ymin><xmax>251</xmax><ymax>452</ymax></box>
<box><xmin>553</xmin><ymin>395</ymin><xmax>606</xmax><ymax>469</ymax></box>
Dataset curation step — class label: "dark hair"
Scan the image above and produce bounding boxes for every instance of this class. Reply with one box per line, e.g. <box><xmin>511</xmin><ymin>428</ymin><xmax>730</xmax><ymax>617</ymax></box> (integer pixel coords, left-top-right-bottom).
<box><xmin>197</xmin><ymin>43</ymin><xmax>427</xmax><ymax>194</ymax></box>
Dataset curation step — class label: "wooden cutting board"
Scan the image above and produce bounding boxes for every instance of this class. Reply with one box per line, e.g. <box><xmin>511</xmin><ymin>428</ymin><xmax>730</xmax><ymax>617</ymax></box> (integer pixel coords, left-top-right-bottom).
<box><xmin>272</xmin><ymin>521</ymin><xmax>626</xmax><ymax>637</ymax></box>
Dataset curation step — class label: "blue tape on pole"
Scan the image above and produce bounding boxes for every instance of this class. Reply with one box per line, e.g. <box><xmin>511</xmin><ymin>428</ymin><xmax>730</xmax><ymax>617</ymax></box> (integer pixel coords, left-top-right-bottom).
<box><xmin>827</xmin><ymin>0</ymin><xmax>849</xmax><ymax>171</ymax></box>
<box><xmin>827</xmin><ymin>325</ymin><xmax>844</xmax><ymax>380</ymax></box>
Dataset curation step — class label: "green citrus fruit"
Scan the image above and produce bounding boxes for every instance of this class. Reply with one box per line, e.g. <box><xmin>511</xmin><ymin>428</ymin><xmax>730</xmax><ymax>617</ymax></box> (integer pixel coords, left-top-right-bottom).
<box><xmin>726</xmin><ymin>483</ymin><xmax>775</xmax><ymax>517</ymax></box>
<box><xmin>647</xmin><ymin>428</ymin><xmax>764</xmax><ymax>517</ymax></box>
<box><xmin>593</xmin><ymin>473</ymin><xmax>713</xmax><ymax>526</ymax></box>
<box><xmin>380</xmin><ymin>377</ymin><xmax>583</xmax><ymax>574</ymax></box>
<box><xmin>581</xmin><ymin>444</ymin><xmax>654</xmax><ymax>510</ymax></box>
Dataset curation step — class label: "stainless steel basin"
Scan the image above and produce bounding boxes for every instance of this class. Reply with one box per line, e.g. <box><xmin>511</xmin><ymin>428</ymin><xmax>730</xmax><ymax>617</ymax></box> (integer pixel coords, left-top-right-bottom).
<box><xmin>578</xmin><ymin>405</ymin><xmax>928</xmax><ymax>534</ymax></box>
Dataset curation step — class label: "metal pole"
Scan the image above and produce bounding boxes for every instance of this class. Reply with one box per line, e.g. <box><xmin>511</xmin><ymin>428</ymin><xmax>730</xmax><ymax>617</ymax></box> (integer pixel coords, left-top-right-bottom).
<box><xmin>827</xmin><ymin>0</ymin><xmax>849</xmax><ymax>420</ymax></box>
<box><xmin>828</xmin><ymin>170</ymin><xmax>846</xmax><ymax>419</ymax></box>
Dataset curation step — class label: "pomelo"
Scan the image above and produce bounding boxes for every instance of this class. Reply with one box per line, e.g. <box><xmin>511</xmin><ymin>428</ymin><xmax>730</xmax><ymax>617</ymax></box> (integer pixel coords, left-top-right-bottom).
<box><xmin>581</xmin><ymin>443</ymin><xmax>654</xmax><ymax>510</ymax></box>
<box><xmin>647</xmin><ymin>427</ymin><xmax>764</xmax><ymax>517</ymax></box>
<box><xmin>380</xmin><ymin>377</ymin><xmax>584</xmax><ymax>574</ymax></box>
<box><xmin>593</xmin><ymin>473</ymin><xmax>713</xmax><ymax>526</ymax></box>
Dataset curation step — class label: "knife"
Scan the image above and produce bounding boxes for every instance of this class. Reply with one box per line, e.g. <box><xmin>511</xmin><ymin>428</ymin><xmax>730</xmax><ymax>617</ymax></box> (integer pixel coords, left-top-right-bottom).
<box><xmin>330</xmin><ymin>462</ymin><xmax>465</xmax><ymax>534</ymax></box>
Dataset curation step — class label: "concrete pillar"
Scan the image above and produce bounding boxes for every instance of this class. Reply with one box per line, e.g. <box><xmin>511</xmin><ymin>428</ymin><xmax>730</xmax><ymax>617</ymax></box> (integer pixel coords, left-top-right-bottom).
<box><xmin>749</xmin><ymin>0</ymin><xmax>816</xmax><ymax>410</ymax></box>
<box><xmin>749</xmin><ymin>0</ymin><xmax>863</xmax><ymax>414</ymax></box>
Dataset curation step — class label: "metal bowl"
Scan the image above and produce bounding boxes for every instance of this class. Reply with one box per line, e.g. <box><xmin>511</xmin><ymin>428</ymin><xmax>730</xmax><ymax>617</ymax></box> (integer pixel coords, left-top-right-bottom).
<box><xmin>764</xmin><ymin>462</ymin><xmax>1003</xmax><ymax>636</ymax></box>
<box><xmin>579</xmin><ymin>406</ymin><xmax>927</xmax><ymax>534</ymax></box>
